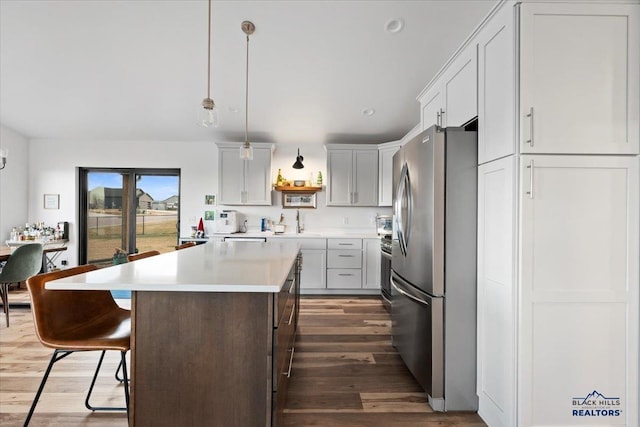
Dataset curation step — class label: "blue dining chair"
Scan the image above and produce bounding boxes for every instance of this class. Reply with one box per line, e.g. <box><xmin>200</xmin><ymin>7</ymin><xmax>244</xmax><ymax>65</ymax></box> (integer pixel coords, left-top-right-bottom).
<box><xmin>0</xmin><ymin>243</ymin><xmax>43</xmax><ymax>327</ymax></box>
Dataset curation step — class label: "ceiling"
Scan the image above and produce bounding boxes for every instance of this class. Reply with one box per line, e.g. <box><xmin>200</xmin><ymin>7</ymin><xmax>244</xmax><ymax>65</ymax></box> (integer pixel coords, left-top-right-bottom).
<box><xmin>0</xmin><ymin>0</ymin><xmax>495</xmax><ymax>146</ymax></box>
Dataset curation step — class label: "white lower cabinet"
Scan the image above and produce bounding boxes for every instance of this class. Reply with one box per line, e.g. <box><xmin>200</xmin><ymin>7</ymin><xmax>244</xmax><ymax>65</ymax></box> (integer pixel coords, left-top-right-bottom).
<box><xmin>295</xmin><ymin>237</ymin><xmax>382</xmax><ymax>293</ymax></box>
<box><xmin>327</xmin><ymin>238</ymin><xmax>362</xmax><ymax>289</ymax></box>
<box><xmin>478</xmin><ymin>155</ymin><xmax>639</xmax><ymax>427</ymax></box>
<box><xmin>518</xmin><ymin>155</ymin><xmax>638</xmax><ymax>427</ymax></box>
<box><xmin>477</xmin><ymin>157</ymin><xmax>516</xmax><ymax>427</ymax></box>
<box><xmin>362</xmin><ymin>238</ymin><xmax>381</xmax><ymax>289</ymax></box>
<box><xmin>298</xmin><ymin>239</ymin><xmax>326</xmax><ymax>290</ymax></box>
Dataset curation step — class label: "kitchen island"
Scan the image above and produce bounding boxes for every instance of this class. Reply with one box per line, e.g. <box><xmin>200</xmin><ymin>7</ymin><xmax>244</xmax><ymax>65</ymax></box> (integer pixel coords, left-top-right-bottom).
<box><xmin>46</xmin><ymin>240</ymin><xmax>301</xmax><ymax>427</ymax></box>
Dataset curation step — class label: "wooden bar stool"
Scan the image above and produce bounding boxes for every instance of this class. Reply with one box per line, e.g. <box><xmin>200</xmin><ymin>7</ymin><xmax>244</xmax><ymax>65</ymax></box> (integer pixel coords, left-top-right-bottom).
<box><xmin>174</xmin><ymin>242</ymin><xmax>196</xmax><ymax>250</ymax></box>
<box><xmin>127</xmin><ymin>250</ymin><xmax>160</xmax><ymax>262</ymax></box>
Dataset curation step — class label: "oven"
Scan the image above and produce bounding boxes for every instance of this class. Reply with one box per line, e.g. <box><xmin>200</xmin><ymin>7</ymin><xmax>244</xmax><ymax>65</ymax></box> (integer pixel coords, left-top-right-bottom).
<box><xmin>380</xmin><ymin>235</ymin><xmax>392</xmax><ymax>311</ymax></box>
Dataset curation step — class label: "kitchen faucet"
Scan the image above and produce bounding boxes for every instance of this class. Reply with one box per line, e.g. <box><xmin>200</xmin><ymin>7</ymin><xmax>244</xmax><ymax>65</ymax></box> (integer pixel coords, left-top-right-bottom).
<box><xmin>296</xmin><ymin>209</ymin><xmax>303</xmax><ymax>233</ymax></box>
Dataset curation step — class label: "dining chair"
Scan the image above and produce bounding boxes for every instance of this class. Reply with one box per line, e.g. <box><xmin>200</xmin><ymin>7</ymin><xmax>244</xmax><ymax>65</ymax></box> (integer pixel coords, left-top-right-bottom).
<box><xmin>24</xmin><ymin>265</ymin><xmax>130</xmax><ymax>426</ymax></box>
<box><xmin>127</xmin><ymin>250</ymin><xmax>160</xmax><ymax>262</ymax></box>
<box><xmin>174</xmin><ymin>242</ymin><xmax>196</xmax><ymax>250</ymax></box>
<box><xmin>0</xmin><ymin>243</ymin><xmax>43</xmax><ymax>327</ymax></box>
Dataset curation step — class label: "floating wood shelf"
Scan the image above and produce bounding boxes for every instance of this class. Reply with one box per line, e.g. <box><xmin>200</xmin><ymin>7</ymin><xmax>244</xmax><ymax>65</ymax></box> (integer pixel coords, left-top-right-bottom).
<box><xmin>274</xmin><ymin>185</ymin><xmax>323</xmax><ymax>193</ymax></box>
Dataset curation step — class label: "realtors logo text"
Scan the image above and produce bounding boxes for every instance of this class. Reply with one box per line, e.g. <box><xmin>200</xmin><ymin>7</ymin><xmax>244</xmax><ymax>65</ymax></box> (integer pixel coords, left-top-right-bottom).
<box><xmin>572</xmin><ymin>390</ymin><xmax>621</xmax><ymax>417</ymax></box>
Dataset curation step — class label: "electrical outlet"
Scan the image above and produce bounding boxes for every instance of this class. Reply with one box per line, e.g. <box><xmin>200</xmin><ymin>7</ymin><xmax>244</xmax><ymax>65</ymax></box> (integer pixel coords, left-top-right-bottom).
<box><xmin>61</xmin><ymin>260</ymin><xmax>68</xmax><ymax>266</ymax></box>
<box><xmin>343</xmin><ymin>216</ymin><xmax>349</xmax><ymax>225</ymax></box>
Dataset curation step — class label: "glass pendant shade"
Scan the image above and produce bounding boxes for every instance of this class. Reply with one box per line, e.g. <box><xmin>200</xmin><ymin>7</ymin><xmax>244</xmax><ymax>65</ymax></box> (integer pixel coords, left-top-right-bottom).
<box><xmin>240</xmin><ymin>141</ymin><xmax>253</xmax><ymax>160</ymax></box>
<box><xmin>198</xmin><ymin>98</ymin><xmax>219</xmax><ymax>128</ymax></box>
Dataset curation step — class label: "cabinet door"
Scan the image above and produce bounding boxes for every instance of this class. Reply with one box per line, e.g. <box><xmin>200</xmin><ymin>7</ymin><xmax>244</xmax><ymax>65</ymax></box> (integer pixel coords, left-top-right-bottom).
<box><xmin>477</xmin><ymin>5</ymin><xmax>515</xmax><ymax>164</ymax></box>
<box><xmin>245</xmin><ymin>147</ymin><xmax>272</xmax><ymax>205</ymax></box>
<box><xmin>378</xmin><ymin>145</ymin><xmax>400</xmax><ymax>206</ymax></box>
<box><xmin>519</xmin><ymin>3</ymin><xmax>639</xmax><ymax>154</ymax></box>
<box><xmin>442</xmin><ymin>45</ymin><xmax>477</xmax><ymax>127</ymax></box>
<box><xmin>518</xmin><ymin>155</ymin><xmax>639</xmax><ymax>426</ymax></box>
<box><xmin>362</xmin><ymin>238</ymin><xmax>381</xmax><ymax>289</ymax></box>
<box><xmin>218</xmin><ymin>147</ymin><xmax>245</xmax><ymax>205</ymax></box>
<box><xmin>299</xmin><ymin>249</ymin><xmax>326</xmax><ymax>289</ymax></box>
<box><xmin>326</xmin><ymin>150</ymin><xmax>353</xmax><ymax>206</ymax></box>
<box><xmin>476</xmin><ymin>156</ymin><xmax>516</xmax><ymax>427</ymax></box>
<box><xmin>420</xmin><ymin>85</ymin><xmax>443</xmax><ymax>130</ymax></box>
<box><xmin>353</xmin><ymin>150</ymin><xmax>378</xmax><ymax>206</ymax></box>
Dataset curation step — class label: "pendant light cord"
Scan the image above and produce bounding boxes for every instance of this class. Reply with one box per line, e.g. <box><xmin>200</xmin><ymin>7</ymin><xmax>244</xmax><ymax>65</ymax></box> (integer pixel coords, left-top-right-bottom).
<box><xmin>206</xmin><ymin>0</ymin><xmax>212</xmax><ymax>99</ymax></box>
<box><xmin>244</xmin><ymin>32</ymin><xmax>250</xmax><ymax>143</ymax></box>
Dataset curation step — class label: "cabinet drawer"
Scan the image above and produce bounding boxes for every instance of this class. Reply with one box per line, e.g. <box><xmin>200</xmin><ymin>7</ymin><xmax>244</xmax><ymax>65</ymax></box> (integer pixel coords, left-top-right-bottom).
<box><xmin>274</xmin><ymin>309</ymin><xmax>295</xmax><ymax>391</ymax></box>
<box><xmin>327</xmin><ymin>269</ymin><xmax>362</xmax><ymax>289</ymax></box>
<box><xmin>327</xmin><ymin>250</ymin><xmax>362</xmax><ymax>269</ymax></box>
<box><xmin>274</xmin><ymin>270</ymin><xmax>295</xmax><ymax>325</ymax></box>
<box><xmin>327</xmin><ymin>238</ymin><xmax>362</xmax><ymax>250</ymax></box>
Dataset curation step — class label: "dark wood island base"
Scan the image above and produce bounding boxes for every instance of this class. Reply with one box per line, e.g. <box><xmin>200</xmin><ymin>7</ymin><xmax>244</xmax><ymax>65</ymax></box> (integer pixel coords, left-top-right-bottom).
<box><xmin>130</xmin><ymin>257</ymin><xmax>300</xmax><ymax>426</ymax></box>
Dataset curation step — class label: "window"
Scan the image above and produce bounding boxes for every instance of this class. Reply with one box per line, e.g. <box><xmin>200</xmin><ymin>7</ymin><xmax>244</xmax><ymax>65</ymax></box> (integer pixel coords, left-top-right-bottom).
<box><xmin>78</xmin><ymin>168</ymin><xmax>180</xmax><ymax>266</ymax></box>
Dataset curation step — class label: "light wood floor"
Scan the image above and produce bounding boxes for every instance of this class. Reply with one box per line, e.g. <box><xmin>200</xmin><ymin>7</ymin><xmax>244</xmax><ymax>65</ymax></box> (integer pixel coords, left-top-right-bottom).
<box><xmin>1</xmin><ymin>295</ymin><xmax>486</xmax><ymax>426</ymax></box>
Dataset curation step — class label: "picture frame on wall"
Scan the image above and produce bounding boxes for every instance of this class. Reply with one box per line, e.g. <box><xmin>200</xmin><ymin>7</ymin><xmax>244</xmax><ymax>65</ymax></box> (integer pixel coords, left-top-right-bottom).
<box><xmin>204</xmin><ymin>210</ymin><xmax>215</xmax><ymax>220</ymax></box>
<box><xmin>282</xmin><ymin>192</ymin><xmax>316</xmax><ymax>209</ymax></box>
<box><xmin>43</xmin><ymin>194</ymin><xmax>60</xmax><ymax>209</ymax></box>
<box><xmin>205</xmin><ymin>194</ymin><xmax>216</xmax><ymax>205</ymax></box>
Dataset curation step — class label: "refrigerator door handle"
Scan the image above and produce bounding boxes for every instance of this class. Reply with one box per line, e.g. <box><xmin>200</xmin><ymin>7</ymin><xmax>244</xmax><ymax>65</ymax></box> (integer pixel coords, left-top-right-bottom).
<box><xmin>391</xmin><ymin>272</ymin><xmax>430</xmax><ymax>306</ymax></box>
<box><xmin>395</xmin><ymin>163</ymin><xmax>412</xmax><ymax>255</ymax></box>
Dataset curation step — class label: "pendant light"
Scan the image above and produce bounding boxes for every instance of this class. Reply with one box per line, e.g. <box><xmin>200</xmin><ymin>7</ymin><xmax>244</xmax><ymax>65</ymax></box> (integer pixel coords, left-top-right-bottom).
<box><xmin>240</xmin><ymin>21</ymin><xmax>255</xmax><ymax>160</ymax></box>
<box><xmin>292</xmin><ymin>148</ymin><xmax>304</xmax><ymax>169</ymax></box>
<box><xmin>198</xmin><ymin>0</ymin><xmax>218</xmax><ymax>128</ymax></box>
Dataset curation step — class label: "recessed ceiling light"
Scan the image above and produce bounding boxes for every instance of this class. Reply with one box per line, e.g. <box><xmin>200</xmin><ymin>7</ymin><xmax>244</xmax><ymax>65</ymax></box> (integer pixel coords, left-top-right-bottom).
<box><xmin>362</xmin><ymin>108</ymin><xmax>376</xmax><ymax>117</ymax></box>
<box><xmin>385</xmin><ymin>18</ymin><xmax>404</xmax><ymax>34</ymax></box>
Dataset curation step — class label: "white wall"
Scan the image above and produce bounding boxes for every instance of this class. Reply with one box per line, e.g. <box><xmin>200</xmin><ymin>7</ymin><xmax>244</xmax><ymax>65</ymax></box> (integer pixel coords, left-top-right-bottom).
<box><xmin>0</xmin><ymin>125</ymin><xmax>29</xmax><ymax>242</ymax></box>
<box><xmin>27</xmin><ymin>139</ymin><xmax>390</xmax><ymax>266</ymax></box>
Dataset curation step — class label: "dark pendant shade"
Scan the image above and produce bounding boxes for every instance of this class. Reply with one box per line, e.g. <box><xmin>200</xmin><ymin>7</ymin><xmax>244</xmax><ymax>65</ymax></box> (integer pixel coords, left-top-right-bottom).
<box><xmin>293</xmin><ymin>148</ymin><xmax>304</xmax><ymax>169</ymax></box>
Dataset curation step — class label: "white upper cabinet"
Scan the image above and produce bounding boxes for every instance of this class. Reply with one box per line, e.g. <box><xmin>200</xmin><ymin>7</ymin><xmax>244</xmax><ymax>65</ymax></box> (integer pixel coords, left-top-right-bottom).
<box><xmin>377</xmin><ymin>141</ymin><xmax>402</xmax><ymax>207</ymax></box>
<box><xmin>420</xmin><ymin>85</ymin><xmax>444</xmax><ymax>130</ymax></box>
<box><xmin>519</xmin><ymin>3</ymin><xmax>639</xmax><ymax>154</ymax></box>
<box><xmin>477</xmin><ymin>4</ymin><xmax>515</xmax><ymax>164</ymax></box>
<box><xmin>419</xmin><ymin>43</ymin><xmax>478</xmax><ymax>130</ymax></box>
<box><xmin>442</xmin><ymin>45</ymin><xmax>478</xmax><ymax>127</ymax></box>
<box><xmin>216</xmin><ymin>143</ymin><xmax>273</xmax><ymax>205</ymax></box>
<box><xmin>326</xmin><ymin>145</ymin><xmax>378</xmax><ymax>206</ymax></box>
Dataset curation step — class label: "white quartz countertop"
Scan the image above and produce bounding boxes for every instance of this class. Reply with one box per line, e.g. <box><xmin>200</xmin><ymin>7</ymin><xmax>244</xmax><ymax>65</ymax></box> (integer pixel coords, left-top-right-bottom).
<box><xmin>46</xmin><ymin>240</ymin><xmax>301</xmax><ymax>293</ymax></box>
<box><xmin>198</xmin><ymin>230</ymin><xmax>382</xmax><ymax>240</ymax></box>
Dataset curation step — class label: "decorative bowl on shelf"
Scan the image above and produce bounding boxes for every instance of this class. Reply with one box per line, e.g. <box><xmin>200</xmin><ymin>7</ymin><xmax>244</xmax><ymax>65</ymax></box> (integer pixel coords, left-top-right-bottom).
<box><xmin>293</xmin><ymin>180</ymin><xmax>305</xmax><ymax>187</ymax></box>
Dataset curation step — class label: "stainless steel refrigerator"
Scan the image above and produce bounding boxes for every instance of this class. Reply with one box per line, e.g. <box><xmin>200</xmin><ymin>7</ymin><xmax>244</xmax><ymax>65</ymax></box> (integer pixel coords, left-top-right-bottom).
<box><xmin>391</xmin><ymin>125</ymin><xmax>478</xmax><ymax>412</ymax></box>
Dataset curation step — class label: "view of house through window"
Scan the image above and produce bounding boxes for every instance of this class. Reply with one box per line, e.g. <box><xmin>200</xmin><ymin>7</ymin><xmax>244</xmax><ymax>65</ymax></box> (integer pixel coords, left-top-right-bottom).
<box><xmin>79</xmin><ymin>168</ymin><xmax>180</xmax><ymax>266</ymax></box>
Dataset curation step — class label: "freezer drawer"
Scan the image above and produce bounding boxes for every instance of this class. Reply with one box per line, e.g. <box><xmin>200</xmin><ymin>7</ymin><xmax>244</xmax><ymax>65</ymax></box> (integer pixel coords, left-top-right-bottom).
<box><xmin>391</xmin><ymin>271</ymin><xmax>443</xmax><ymax>399</ymax></box>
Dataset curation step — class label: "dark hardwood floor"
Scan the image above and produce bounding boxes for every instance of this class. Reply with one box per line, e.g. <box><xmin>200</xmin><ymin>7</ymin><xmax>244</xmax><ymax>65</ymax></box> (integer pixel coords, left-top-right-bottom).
<box><xmin>282</xmin><ymin>297</ymin><xmax>486</xmax><ymax>427</ymax></box>
<box><xmin>0</xmin><ymin>293</ymin><xmax>486</xmax><ymax>426</ymax></box>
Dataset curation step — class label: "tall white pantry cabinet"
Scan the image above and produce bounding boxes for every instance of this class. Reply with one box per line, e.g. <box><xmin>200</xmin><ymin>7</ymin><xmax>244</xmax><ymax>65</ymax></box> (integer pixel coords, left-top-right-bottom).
<box><xmin>471</xmin><ymin>1</ymin><xmax>639</xmax><ymax>427</ymax></box>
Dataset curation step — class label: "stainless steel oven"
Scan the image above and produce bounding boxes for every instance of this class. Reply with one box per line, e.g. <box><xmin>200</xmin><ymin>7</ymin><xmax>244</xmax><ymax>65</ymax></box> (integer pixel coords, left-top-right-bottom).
<box><xmin>380</xmin><ymin>235</ymin><xmax>392</xmax><ymax>311</ymax></box>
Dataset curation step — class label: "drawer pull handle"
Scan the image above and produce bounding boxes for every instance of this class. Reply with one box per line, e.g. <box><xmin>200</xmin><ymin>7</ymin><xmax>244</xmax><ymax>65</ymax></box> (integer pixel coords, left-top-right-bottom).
<box><xmin>338</xmin><ymin>243</ymin><xmax>353</xmax><ymax>246</ymax></box>
<box><xmin>338</xmin><ymin>255</ymin><xmax>354</xmax><ymax>257</ymax></box>
<box><xmin>525</xmin><ymin>107</ymin><xmax>534</xmax><ymax>147</ymax></box>
<box><xmin>338</xmin><ymin>273</ymin><xmax>354</xmax><ymax>277</ymax></box>
<box><xmin>287</xmin><ymin>304</ymin><xmax>295</xmax><ymax>325</ymax></box>
<box><xmin>283</xmin><ymin>347</ymin><xmax>295</xmax><ymax>378</ymax></box>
